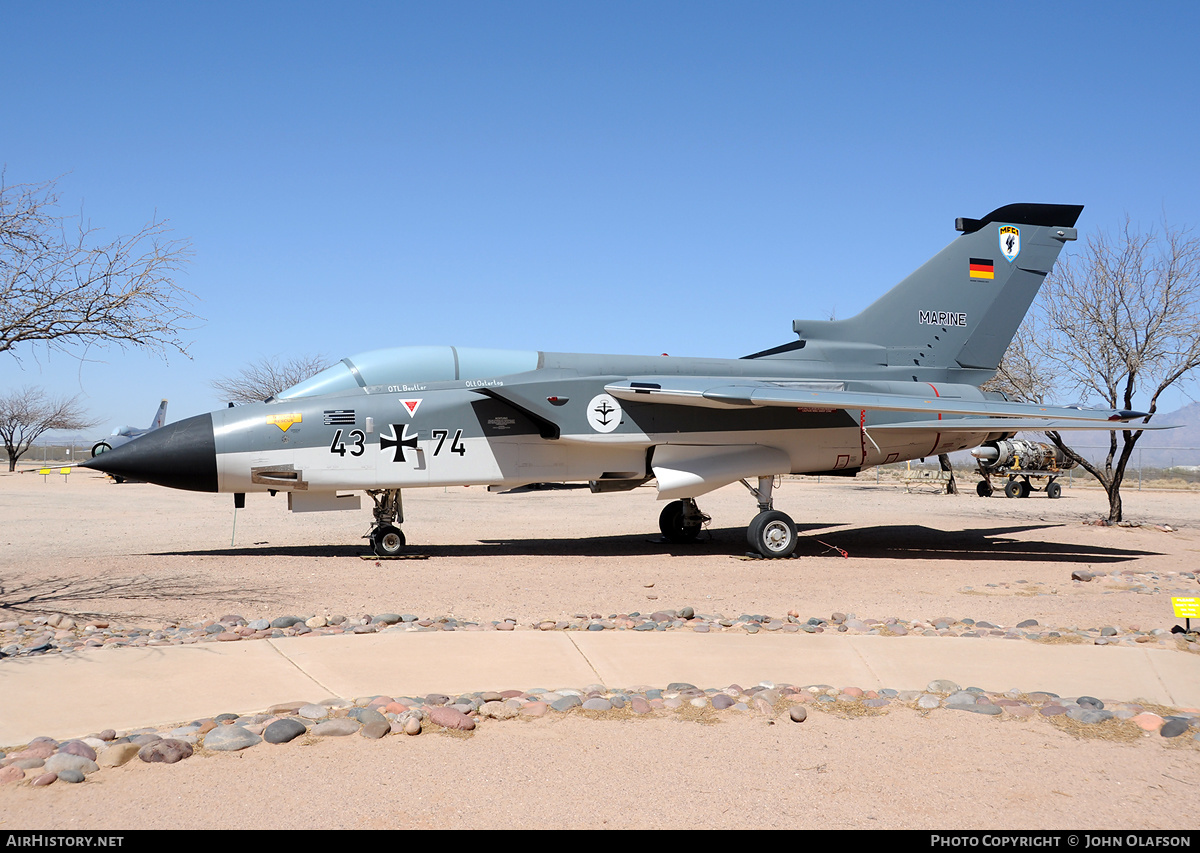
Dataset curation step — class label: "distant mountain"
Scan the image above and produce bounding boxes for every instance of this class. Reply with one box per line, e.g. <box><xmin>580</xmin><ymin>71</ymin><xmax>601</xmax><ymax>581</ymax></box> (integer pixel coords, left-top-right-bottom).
<box><xmin>1043</xmin><ymin>402</ymin><xmax>1200</xmax><ymax>469</ymax></box>
<box><xmin>1124</xmin><ymin>402</ymin><xmax>1200</xmax><ymax>468</ymax></box>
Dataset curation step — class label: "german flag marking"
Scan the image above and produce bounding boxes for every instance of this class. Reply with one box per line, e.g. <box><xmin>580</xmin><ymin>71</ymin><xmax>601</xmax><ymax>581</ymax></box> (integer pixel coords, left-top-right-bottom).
<box><xmin>969</xmin><ymin>258</ymin><xmax>994</xmax><ymax>279</ymax></box>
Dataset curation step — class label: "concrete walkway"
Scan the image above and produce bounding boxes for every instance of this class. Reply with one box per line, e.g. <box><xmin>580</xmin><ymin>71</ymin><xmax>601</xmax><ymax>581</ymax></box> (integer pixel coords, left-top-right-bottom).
<box><xmin>2</xmin><ymin>632</ymin><xmax>1198</xmax><ymax>745</ymax></box>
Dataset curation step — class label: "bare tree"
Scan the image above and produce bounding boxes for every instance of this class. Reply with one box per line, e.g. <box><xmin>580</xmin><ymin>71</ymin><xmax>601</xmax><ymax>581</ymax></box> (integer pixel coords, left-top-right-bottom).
<box><xmin>991</xmin><ymin>218</ymin><xmax>1200</xmax><ymax>522</ymax></box>
<box><xmin>211</xmin><ymin>353</ymin><xmax>333</xmax><ymax>404</ymax></box>
<box><xmin>0</xmin><ymin>173</ymin><xmax>197</xmax><ymax>361</ymax></box>
<box><xmin>984</xmin><ymin>320</ymin><xmax>1055</xmax><ymax>405</ymax></box>
<box><xmin>0</xmin><ymin>387</ymin><xmax>95</xmax><ymax>472</ymax></box>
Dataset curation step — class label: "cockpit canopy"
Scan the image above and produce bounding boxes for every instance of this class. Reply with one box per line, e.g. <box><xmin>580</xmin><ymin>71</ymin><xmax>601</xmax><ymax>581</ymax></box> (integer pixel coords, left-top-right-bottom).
<box><xmin>275</xmin><ymin>346</ymin><xmax>540</xmax><ymax>400</ymax></box>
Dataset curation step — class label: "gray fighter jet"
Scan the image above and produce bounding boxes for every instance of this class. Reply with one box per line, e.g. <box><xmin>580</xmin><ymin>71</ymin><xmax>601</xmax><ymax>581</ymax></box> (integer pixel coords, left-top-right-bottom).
<box><xmin>90</xmin><ymin>399</ymin><xmax>168</xmax><ymax>458</ymax></box>
<box><xmin>83</xmin><ymin>203</ymin><xmax>1155</xmax><ymax>557</ymax></box>
<box><xmin>89</xmin><ymin>399</ymin><xmax>168</xmax><ymax>483</ymax></box>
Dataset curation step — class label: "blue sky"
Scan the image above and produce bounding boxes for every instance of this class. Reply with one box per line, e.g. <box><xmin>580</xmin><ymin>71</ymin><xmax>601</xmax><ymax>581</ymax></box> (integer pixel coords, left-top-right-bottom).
<box><xmin>4</xmin><ymin>1</ymin><xmax>1200</xmax><ymax>435</ymax></box>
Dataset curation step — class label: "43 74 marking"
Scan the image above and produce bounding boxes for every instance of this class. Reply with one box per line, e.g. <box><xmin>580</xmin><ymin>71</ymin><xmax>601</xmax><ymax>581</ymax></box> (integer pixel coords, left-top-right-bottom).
<box><xmin>329</xmin><ymin>427</ymin><xmax>466</xmax><ymax>458</ymax></box>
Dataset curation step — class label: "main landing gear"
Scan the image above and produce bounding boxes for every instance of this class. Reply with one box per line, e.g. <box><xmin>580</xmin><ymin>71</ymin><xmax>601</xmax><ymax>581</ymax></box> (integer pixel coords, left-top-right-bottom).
<box><xmin>366</xmin><ymin>489</ymin><xmax>406</xmax><ymax>556</ymax></box>
<box><xmin>660</xmin><ymin>475</ymin><xmax>797</xmax><ymax>559</ymax></box>
<box><xmin>741</xmin><ymin>475</ymin><xmax>797</xmax><ymax>558</ymax></box>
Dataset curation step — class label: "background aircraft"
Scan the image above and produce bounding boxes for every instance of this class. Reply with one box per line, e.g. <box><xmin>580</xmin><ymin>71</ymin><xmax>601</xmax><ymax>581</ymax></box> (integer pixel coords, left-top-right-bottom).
<box><xmin>84</xmin><ymin>204</ymin><xmax>1159</xmax><ymax>557</ymax></box>
<box><xmin>90</xmin><ymin>400</ymin><xmax>168</xmax><ymax>458</ymax></box>
<box><xmin>90</xmin><ymin>400</ymin><xmax>167</xmax><ymax>483</ymax></box>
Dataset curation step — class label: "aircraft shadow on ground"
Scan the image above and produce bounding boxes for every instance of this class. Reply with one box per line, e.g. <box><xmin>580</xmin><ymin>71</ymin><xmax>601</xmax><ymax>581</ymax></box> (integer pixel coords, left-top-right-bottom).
<box><xmin>148</xmin><ymin>522</ymin><xmax>1159</xmax><ymax>564</ymax></box>
<box><xmin>804</xmin><ymin>524</ymin><xmax>1160</xmax><ymax>563</ymax></box>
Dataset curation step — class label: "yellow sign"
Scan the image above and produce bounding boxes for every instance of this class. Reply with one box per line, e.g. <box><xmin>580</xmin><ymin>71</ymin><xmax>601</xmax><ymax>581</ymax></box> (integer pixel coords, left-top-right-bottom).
<box><xmin>59</xmin><ymin>467</ymin><xmax>71</xmax><ymax>475</ymax></box>
<box><xmin>266</xmin><ymin>413</ymin><xmax>302</xmax><ymax>432</ymax></box>
<box><xmin>1172</xmin><ymin>597</ymin><xmax>1200</xmax><ymax>619</ymax></box>
<box><xmin>38</xmin><ymin>468</ymin><xmax>51</xmax><ymax>475</ymax></box>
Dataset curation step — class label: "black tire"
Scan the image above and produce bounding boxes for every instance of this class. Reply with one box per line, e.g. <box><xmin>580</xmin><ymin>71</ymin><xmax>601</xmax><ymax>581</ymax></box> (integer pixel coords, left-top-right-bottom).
<box><xmin>1004</xmin><ymin>479</ymin><xmax>1022</xmax><ymax>499</ymax></box>
<box><xmin>372</xmin><ymin>525</ymin><xmax>406</xmax><ymax>557</ymax></box>
<box><xmin>659</xmin><ymin>500</ymin><xmax>701</xmax><ymax>543</ymax></box>
<box><xmin>1019</xmin><ymin>480</ymin><xmax>1032</xmax><ymax>498</ymax></box>
<box><xmin>976</xmin><ymin>481</ymin><xmax>993</xmax><ymax>497</ymax></box>
<box><xmin>747</xmin><ymin>510</ymin><xmax>797</xmax><ymax>558</ymax></box>
<box><xmin>1046</xmin><ymin>482</ymin><xmax>1062</xmax><ymax>499</ymax></box>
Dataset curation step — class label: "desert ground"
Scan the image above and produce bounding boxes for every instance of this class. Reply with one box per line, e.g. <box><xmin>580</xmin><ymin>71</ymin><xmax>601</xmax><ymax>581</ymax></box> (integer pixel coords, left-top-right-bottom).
<box><xmin>1</xmin><ymin>467</ymin><xmax>1198</xmax><ymax>830</ymax></box>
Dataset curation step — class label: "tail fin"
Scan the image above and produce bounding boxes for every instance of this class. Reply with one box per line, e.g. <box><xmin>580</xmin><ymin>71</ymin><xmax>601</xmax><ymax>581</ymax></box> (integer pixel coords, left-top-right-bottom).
<box><xmin>148</xmin><ymin>400</ymin><xmax>168</xmax><ymax>431</ymax></box>
<box><xmin>754</xmin><ymin>204</ymin><xmax>1082</xmax><ymax>373</ymax></box>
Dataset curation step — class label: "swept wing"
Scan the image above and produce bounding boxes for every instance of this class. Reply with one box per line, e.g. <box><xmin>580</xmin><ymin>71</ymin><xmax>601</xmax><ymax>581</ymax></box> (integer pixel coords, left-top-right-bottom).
<box><xmin>604</xmin><ymin>378</ymin><xmax>1164</xmax><ymax>430</ymax></box>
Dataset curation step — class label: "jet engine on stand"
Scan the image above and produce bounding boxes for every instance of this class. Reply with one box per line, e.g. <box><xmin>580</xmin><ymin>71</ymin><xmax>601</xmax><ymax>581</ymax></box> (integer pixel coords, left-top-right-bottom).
<box><xmin>970</xmin><ymin>439</ymin><xmax>1078</xmax><ymax>498</ymax></box>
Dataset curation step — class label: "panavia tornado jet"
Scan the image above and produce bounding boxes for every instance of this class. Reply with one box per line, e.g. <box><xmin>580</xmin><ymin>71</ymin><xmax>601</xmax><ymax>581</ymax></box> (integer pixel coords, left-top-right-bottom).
<box><xmin>84</xmin><ymin>203</ymin><xmax>1154</xmax><ymax>558</ymax></box>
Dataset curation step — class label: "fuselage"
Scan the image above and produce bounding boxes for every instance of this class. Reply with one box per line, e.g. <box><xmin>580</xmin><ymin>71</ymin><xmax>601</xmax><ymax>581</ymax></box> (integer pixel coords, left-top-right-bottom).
<box><xmin>86</xmin><ymin>346</ymin><xmax>1001</xmax><ymax>497</ymax></box>
<box><xmin>191</xmin><ymin>347</ymin><xmax>997</xmax><ymax>496</ymax></box>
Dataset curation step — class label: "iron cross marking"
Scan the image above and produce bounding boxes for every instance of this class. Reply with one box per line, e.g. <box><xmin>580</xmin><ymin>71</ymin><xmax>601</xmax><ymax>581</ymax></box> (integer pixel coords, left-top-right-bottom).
<box><xmin>380</xmin><ymin>423</ymin><xmax>419</xmax><ymax>462</ymax></box>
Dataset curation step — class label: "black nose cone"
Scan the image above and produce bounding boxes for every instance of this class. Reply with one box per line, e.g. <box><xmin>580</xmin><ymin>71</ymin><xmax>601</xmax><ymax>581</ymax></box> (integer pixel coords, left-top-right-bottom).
<box><xmin>81</xmin><ymin>413</ymin><xmax>217</xmax><ymax>492</ymax></box>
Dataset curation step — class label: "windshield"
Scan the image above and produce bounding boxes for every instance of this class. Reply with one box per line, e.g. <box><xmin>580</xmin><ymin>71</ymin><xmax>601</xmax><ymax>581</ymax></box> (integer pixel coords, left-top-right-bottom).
<box><xmin>275</xmin><ymin>346</ymin><xmax>539</xmax><ymax>399</ymax></box>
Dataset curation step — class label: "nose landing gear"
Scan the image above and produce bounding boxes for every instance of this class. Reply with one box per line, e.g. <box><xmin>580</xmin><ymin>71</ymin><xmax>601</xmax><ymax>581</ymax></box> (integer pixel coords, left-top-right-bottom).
<box><xmin>366</xmin><ymin>489</ymin><xmax>406</xmax><ymax>557</ymax></box>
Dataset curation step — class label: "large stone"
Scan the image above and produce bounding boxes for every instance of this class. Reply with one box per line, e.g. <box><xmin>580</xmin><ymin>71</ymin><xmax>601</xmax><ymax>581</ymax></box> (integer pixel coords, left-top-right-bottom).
<box><xmin>58</xmin><ymin>740</ymin><xmax>97</xmax><ymax>761</ymax></box>
<box><xmin>712</xmin><ymin>694</ymin><xmax>737</xmax><ymax>710</ymax></box>
<box><xmin>7</xmin><ymin>742</ymin><xmax>55</xmax><ymax>761</ymax></box>
<box><xmin>204</xmin><ymin>725</ymin><xmax>262</xmax><ymax>751</ymax></box>
<box><xmin>550</xmin><ymin>695</ymin><xmax>582</xmax><ymax>712</ymax></box>
<box><xmin>138</xmin><ymin>739</ymin><xmax>193</xmax><ymax>764</ymax></box>
<box><xmin>44</xmin><ymin>753</ymin><xmax>98</xmax><ymax>776</ymax></box>
<box><xmin>428</xmin><ymin>706</ymin><xmax>475</xmax><ymax>730</ymax></box>
<box><xmin>1067</xmin><ymin>707</ymin><xmax>1113</xmax><ymax>724</ymax></box>
<box><xmin>311</xmin><ymin>718</ymin><xmax>361</xmax><ymax>737</ymax></box>
<box><xmin>479</xmin><ymin>700</ymin><xmax>519</xmax><ymax>720</ymax></box>
<box><xmin>1161</xmin><ymin>718</ymin><xmax>1190</xmax><ymax>738</ymax></box>
<box><xmin>357</xmin><ymin>710</ymin><xmax>390</xmax><ymax>739</ymax></box>
<box><xmin>349</xmin><ymin>707</ymin><xmax>388</xmax><ymax>725</ymax></box>
<box><xmin>264</xmin><ymin>718</ymin><xmax>308</xmax><ymax>744</ymax></box>
<box><xmin>98</xmin><ymin>743</ymin><xmax>141</xmax><ymax>767</ymax></box>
